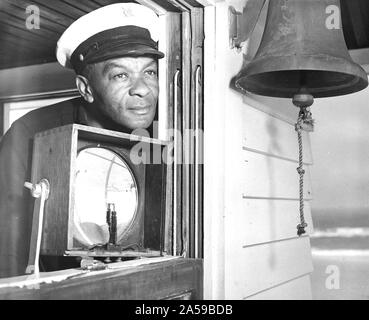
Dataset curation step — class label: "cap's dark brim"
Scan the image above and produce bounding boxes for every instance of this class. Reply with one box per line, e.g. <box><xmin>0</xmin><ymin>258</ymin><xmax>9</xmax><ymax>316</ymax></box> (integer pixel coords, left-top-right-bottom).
<box><xmin>70</xmin><ymin>26</ymin><xmax>164</xmax><ymax>72</ymax></box>
<box><xmin>71</xmin><ymin>43</ymin><xmax>164</xmax><ymax>73</ymax></box>
<box><xmin>88</xmin><ymin>43</ymin><xmax>165</xmax><ymax>64</ymax></box>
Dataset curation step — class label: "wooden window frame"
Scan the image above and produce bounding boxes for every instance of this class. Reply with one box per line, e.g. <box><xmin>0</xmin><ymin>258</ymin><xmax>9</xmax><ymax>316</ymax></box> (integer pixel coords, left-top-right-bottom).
<box><xmin>138</xmin><ymin>0</ymin><xmax>204</xmax><ymax>259</ymax></box>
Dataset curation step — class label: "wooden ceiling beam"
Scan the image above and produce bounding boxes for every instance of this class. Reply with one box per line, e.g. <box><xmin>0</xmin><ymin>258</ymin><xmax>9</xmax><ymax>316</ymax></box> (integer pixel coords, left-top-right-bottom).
<box><xmin>91</xmin><ymin>0</ymin><xmax>134</xmax><ymax>6</ymax></box>
<box><xmin>0</xmin><ymin>55</ymin><xmax>56</xmax><ymax>70</ymax></box>
<box><xmin>0</xmin><ymin>32</ymin><xmax>47</xmax><ymax>51</ymax></box>
<box><xmin>0</xmin><ymin>12</ymin><xmax>58</xmax><ymax>39</ymax></box>
<box><xmin>0</xmin><ymin>22</ymin><xmax>56</xmax><ymax>48</ymax></box>
<box><xmin>62</xmin><ymin>0</ymin><xmax>101</xmax><ymax>12</ymax></box>
<box><xmin>31</xmin><ymin>0</ymin><xmax>87</xmax><ymax>20</ymax></box>
<box><xmin>2</xmin><ymin>0</ymin><xmax>70</xmax><ymax>31</ymax></box>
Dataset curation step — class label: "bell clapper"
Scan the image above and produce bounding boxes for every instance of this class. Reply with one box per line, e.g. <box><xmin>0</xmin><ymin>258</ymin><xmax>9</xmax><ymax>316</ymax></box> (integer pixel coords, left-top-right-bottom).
<box><xmin>293</xmin><ymin>89</ymin><xmax>315</xmax><ymax>236</ymax></box>
<box><xmin>293</xmin><ymin>88</ymin><xmax>315</xmax><ymax>132</ymax></box>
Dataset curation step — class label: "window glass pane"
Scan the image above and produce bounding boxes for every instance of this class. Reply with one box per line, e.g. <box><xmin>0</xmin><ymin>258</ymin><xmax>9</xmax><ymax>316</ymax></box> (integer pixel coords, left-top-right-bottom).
<box><xmin>3</xmin><ymin>96</ymin><xmax>77</xmax><ymax>134</ymax></box>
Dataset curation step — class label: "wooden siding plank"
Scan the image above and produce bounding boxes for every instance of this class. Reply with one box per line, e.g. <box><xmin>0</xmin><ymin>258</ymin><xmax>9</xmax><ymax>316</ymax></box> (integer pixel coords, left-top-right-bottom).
<box><xmin>241</xmin><ymin>93</ymin><xmax>311</xmax><ymax>126</ymax></box>
<box><xmin>225</xmin><ymin>237</ymin><xmax>313</xmax><ymax>299</ymax></box>
<box><xmin>241</xmin><ymin>105</ymin><xmax>313</xmax><ymax>164</ymax></box>
<box><xmin>228</xmin><ymin>199</ymin><xmax>314</xmax><ymax>247</ymax></box>
<box><xmin>246</xmin><ymin>274</ymin><xmax>312</xmax><ymax>300</ymax></box>
<box><xmin>242</xmin><ymin>151</ymin><xmax>313</xmax><ymax>200</ymax></box>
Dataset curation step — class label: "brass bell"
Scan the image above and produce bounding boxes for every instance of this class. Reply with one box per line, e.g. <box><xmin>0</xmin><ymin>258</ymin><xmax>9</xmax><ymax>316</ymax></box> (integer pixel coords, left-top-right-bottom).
<box><xmin>235</xmin><ymin>0</ymin><xmax>368</xmax><ymax>98</ymax></box>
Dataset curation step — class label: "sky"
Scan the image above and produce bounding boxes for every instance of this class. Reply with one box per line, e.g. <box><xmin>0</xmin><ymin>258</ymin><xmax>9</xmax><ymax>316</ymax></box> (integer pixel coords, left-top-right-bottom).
<box><xmin>310</xmin><ymin>77</ymin><xmax>369</xmax><ymax>215</ymax></box>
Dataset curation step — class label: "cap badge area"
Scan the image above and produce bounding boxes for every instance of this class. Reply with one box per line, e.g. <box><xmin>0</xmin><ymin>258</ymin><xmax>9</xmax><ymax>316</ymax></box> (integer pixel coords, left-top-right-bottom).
<box><xmin>122</xmin><ymin>8</ymin><xmax>134</xmax><ymax>17</ymax></box>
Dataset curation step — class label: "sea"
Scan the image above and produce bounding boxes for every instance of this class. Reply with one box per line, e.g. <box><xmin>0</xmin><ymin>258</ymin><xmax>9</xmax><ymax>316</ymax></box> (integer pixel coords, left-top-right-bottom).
<box><xmin>310</xmin><ymin>209</ymin><xmax>369</xmax><ymax>254</ymax></box>
<box><xmin>309</xmin><ymin>209</ymin><xmax>369</xmax><ymax>299</ymax></box>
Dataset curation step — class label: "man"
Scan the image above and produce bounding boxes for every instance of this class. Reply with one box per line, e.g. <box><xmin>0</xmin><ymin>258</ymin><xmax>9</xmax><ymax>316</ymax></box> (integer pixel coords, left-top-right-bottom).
<box><xmin>0</xmin><ymin>3</ymin><xmax>164</xmax><ymax>278</ymax></box>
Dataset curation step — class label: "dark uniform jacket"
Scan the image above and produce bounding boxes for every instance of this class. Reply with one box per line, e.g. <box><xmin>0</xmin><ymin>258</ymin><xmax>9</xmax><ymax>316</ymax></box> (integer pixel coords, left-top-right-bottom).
<box><xmin>0</xmin><ymin>97</ymin><xmax>89</xmax><ymax>278</ymax></box>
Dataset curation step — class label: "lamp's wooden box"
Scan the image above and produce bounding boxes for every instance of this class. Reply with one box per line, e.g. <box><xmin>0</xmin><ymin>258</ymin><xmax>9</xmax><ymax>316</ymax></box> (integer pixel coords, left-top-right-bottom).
<box><xmin>29</xmin><ymin>124</ymin><xmax>171</xmax><ymax>258</ymax></box>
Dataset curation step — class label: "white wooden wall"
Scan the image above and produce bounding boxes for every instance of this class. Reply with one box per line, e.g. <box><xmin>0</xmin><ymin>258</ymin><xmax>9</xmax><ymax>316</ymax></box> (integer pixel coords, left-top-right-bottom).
<box><xmin>203</xmin><ymin>0</ymin><xmax>314</xmax><ymax>299</ymax></box>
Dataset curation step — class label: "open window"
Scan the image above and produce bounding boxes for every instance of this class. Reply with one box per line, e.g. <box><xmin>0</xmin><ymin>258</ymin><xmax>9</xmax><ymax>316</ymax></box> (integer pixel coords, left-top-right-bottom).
<box><xmin>2</xmin><ymin>91</ymin><xmax>79</xmax><ymax>135</ymax></box>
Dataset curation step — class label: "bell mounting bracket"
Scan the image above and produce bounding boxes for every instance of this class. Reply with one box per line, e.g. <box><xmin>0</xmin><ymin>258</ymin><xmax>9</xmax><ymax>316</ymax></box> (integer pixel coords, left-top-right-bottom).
<box><xmin>228</xmin><ymin>0</ymin><xmax>267</xmax><ymax>50</ymax></box>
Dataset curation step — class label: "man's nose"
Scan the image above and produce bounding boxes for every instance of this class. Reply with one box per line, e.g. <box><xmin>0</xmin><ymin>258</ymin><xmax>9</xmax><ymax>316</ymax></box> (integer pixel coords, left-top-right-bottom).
<box><xmin>129</xmin><ymin>76</ymin><xmax>150</xmax><ymax>97</ymax></box>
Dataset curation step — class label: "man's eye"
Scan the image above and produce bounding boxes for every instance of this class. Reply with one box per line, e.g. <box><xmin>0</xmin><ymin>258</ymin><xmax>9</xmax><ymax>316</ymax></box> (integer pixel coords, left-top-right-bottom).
<box><xmin>145</xmin><ymin>70</ymin><xmax>157</xmax><ymax>77</ymax></box>
<box><xmin>113</xmin><ymin>73</ymin><xmax>128</xmax><ymax>80</ymax></box>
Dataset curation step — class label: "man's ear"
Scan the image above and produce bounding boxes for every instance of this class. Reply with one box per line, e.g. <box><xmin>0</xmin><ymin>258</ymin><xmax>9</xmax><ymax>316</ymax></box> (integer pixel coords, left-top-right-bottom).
<box><xmin>76</xmin><ymin>75</ymin><xmax>94</xmax><ymax>103</ymax></box>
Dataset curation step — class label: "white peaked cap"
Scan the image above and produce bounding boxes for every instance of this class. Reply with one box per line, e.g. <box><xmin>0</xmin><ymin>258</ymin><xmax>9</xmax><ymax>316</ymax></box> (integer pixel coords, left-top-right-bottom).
<box><xmin>56</xmin><ymin>3</ymin><xmax>161</xmax><ymax>69</ymax></box>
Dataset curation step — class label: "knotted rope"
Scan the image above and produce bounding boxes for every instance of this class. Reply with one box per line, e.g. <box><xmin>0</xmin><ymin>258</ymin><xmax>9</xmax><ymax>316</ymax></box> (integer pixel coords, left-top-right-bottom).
<box><xmin>295</xmin><ymin>110</ymin><xmax>308</xmax><ymax>236</ymax></box>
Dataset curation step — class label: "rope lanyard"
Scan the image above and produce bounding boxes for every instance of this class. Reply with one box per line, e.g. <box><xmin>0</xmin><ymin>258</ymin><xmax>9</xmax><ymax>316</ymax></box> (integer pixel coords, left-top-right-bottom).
<box><xmin>294</xmin><ymin>107</ymin><xmax>314</xmax><ymax>236</ymax></box>
<box><xmin>295</xmin><ymin>110</ymin><xmax>308</xmax><ymax>236</ymax></box>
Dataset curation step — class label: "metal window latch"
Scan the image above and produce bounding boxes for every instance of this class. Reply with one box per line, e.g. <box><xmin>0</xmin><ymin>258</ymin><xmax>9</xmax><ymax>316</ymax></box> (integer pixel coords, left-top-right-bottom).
<box><xmin>24</xmin><ymin>179</ymin><xmax>50</xmax><ymax>276</ymax></box>
<box><xmin>80</xmin><ymin>257</ymin><xmax>107</xmax><ymax>271</ymax></box>
<box><xmin>24</xmin><ymin>180</ymin><xmax>50</xmax><ymax>199</ymax></box>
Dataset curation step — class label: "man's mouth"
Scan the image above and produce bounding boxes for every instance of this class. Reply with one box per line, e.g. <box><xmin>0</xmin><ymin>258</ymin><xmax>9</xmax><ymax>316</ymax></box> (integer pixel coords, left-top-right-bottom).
<box><xmin>129</xmin><ymin>105</ymin><xmax>151</xmax><ymax>115</ymax></box>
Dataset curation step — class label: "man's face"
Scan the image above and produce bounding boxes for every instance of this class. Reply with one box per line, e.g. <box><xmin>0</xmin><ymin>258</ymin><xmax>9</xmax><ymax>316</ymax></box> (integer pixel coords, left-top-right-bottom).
<box><xmin>87</xmin><ymin>56</ymin><xmax>159</xmax><ymax>130</ymax></box>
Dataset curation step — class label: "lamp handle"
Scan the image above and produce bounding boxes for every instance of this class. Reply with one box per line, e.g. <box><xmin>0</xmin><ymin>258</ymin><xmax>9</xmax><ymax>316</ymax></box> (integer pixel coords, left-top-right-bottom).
<box><xmin>25</xmin><ymin>179</ymin><xmax>50</xmax><ymax>277</ymax></box>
